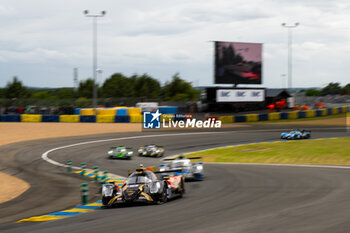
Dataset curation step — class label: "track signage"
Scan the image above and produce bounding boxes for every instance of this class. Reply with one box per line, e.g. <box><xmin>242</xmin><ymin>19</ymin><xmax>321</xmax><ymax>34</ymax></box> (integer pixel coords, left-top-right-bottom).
<box><xmin>216</xmin><ymin>89</ymin><xmax>265</xmax><ymax>102</ymax></box>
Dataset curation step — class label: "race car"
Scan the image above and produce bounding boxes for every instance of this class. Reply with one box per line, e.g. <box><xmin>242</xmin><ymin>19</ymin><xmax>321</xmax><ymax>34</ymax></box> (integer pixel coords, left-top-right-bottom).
<box><xmin>107</xmin><ymin>146</ymin><xmax>133</xmax><ymax>159</ymax></box>
<box><xmin>138</xmin><ymin>145</ymin><xmax>165</xmax><ymax>157</ymax></box>
<box><xmin>159</xmin><ymin>155</ymin><xmax>203</xmax><ymax>181</ymax></box>
<box><xmin>280</xmin><ymin>130</ymin><xmax>311</xmax><ymax>140</ymax></box>
<box><xmin>101</xmin><ymin>165</ymin><xmax>185</xmax><ymax>207</ymax></box>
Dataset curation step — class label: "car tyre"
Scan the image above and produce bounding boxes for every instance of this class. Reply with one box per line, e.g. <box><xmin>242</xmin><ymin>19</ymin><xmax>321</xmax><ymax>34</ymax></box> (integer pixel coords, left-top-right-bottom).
<box><xmin>156</xmin><ymin>185</ymin><xmax>167</xmax><ymax>205</ymax></box>
<box><xmin>102</xmin><ymin>196</ymin><xmax>112</xmax><ymax>206</ymax></box>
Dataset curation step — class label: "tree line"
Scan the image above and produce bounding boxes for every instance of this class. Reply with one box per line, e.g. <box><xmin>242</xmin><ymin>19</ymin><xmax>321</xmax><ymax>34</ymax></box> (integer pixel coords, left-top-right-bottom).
<box><xmin>304</xmin><ymin>82</ymin><xmax>350</xmax><ymax>96</ymax></box>
<box><xmin>0</xmin><ymin>73</ymin><xmax>200</xmax><ymax>102</ymax></box>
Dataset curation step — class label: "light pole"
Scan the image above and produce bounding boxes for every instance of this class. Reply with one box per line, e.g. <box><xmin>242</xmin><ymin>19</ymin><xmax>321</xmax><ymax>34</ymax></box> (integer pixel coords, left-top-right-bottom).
<box><xmin>281</xmin><ymin>74</ymin><xmax>286</xmax><ymax>89</ymax></box>
<box><xmin>281</xmin><ymin>22</ymin><xmax>299</xmax><ymax>89</ymax></box>
<box><xmin>84</xmin><ymin>10</ymin><xmax>106</xmax><ymax>107</ymax></box>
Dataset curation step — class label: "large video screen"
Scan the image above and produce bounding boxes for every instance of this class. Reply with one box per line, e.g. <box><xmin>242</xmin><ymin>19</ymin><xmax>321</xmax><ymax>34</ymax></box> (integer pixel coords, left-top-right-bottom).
<box><xmin>215</xmin><ymin>41</ymin><xmax>262</xmax><ymax>84</ymax></box>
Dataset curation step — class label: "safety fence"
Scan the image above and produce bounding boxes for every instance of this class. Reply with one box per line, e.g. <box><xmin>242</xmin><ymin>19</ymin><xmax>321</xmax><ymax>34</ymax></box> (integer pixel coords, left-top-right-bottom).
<box><xmin>214</xmin><ymin>106</ymin><xmax>350</xmax><ymax>123</ymax></box>
<box><xmin>0</xmin><ymin>106</ymin><xmax>348</xmax><ymax>123</ymax></box>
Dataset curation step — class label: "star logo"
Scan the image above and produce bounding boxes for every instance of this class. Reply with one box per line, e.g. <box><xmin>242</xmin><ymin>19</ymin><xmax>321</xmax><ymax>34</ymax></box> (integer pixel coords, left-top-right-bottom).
<box><xmin>143</xmin><ymin>110</ymin><xmax>162</xmax><ymax>129</ymax></box>
<box><xmin>150</xmin><ymin>110</ymin><xmax>161</xmax><ymax>122</ymax></box>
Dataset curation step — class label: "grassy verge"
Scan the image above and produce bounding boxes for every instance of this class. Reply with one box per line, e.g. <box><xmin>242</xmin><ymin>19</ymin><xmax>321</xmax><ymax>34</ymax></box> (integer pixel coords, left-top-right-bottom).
<box><xmin>186</xmin><ymin>138</ymin><xmax>350</xmax><ymax>165</ymax></box>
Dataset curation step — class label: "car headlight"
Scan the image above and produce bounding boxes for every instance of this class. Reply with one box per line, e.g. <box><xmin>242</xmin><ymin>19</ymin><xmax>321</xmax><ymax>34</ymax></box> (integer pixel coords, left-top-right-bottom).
<box><xmin>108</xmin><ymin>151</ymin><xmax>114</xmax><ymax>155</ymax></box>
<box><xmin>159</xmin><ymin>167</ymin><xmax>165</xmax><ymax>172</ymax></box>
<box><xmin>138</xmin><ymin>149</ymin><xmax>143</xmax><ymax>153</ymax></box>
<box><xmin>156</xmin><ymin>150</ymin><xmax>160</xmax><ymax>153</ymax></box>
<box><xmin>195</xmin><ymin>165</ymin><xmax>203</xmax><ymax>171</ymax></box>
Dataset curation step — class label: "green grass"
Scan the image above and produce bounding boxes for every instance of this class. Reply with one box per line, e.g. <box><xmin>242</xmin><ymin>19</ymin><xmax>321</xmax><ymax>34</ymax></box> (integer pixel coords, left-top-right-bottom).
<box><xmin>187</xmin><ymin>138</ymin><xmax>350</xmax><ymax>165</ymax></box>
<box><xmin>245</xmin><ymin>113</ymin><xmax>347</xmax><ymax>124</ymax></box>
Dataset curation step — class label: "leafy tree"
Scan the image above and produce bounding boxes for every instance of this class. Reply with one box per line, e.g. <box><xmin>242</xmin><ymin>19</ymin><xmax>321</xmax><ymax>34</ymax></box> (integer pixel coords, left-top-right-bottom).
<box><xmin>321</xmin><ymin>82</ymin><xmax>342</xmax><ymax>95</ymax></box>
<box><xmin>133</xmin><ymin>74</ymin><xmax>161</xmax><ymax>98</ymax></box>
<box><xmin>305</xmin><ymin>89</ymin><xmax>321</xmax><ymax>96</ymax></box>
<box><xmin>56</xmin><ymin>88</ymin><xmax>76</xmax><ymax>99</ymax></box>
<box><xmin>341</xmin><ymin>83</ymin><xmax>350</xmax><ymax>95</ymax></box>
<box><xmin>101</xmin><ymin>73</ymin><xmax>134</xmax><ymax>98</ymax></box>
<box><xmin>161</xmin><ymin>73</ymin><xmax>200</xmax><ymax>101</ymax></box>
<box><xmin>31</xmin><ymin>90</ymin><xmax>52</xmax><ymax>99</ymax></box>
<box><xmin>4</xmin><ymin>77</ymin><xmax>29</xmax><ymax>99</ymax></box>
<box><xmin>77</xmin><ymin>78</ymin><xmax>96</xmax><ymax>98</ymax></box>
<box><xmin>0</xmin><ymin>88</ymin><xmax>5</xmax><ymax>98</ymax></box>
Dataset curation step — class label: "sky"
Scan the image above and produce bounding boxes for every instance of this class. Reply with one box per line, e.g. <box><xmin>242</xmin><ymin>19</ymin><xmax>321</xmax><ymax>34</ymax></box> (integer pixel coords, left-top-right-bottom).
<box><xmin>0</xmin><ymin>0</ymin><xmax>349</xmax><ymax>89</ymax></box>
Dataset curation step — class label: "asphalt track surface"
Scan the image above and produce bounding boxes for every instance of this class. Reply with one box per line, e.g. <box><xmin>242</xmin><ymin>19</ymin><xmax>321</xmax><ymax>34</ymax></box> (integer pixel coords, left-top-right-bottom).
<box><xmin>0</xmin><ymin>125</ymin><xmax>349</xmax><ymax>233</ymax></box>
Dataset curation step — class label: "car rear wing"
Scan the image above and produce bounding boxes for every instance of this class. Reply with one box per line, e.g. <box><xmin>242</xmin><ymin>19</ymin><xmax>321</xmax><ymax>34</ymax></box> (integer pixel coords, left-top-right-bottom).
<box><xmin>155</xmin><ymin>168</ymin><xmax>183</xmax><ymax>174</ymax></box>
<box><xmin>163</xmin><ymin>156</ymin><xmax>202</xmax><ymax>161</ymax></box>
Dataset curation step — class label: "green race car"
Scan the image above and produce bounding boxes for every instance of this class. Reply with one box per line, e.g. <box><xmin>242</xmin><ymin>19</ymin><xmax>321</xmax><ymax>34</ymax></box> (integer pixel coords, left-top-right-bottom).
<box><xmin>108</xmin><ymin>146</ymin><xmax>133</xmax><ymax>160</ymax></box>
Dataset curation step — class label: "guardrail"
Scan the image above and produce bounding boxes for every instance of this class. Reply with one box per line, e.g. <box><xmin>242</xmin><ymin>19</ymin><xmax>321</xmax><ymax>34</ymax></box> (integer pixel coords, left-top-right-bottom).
<box><xmin>0</xmin><ymin>105</ymin><xmax>349</xmax><ymax>123</ymax></box>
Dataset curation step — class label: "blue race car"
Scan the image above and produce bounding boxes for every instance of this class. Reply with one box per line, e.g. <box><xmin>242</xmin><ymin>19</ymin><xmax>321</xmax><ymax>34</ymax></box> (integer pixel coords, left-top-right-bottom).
<box><xmin>281</xmin><ymin>130</ymin><xmax>311</xmax><ymax>140</ymax></box>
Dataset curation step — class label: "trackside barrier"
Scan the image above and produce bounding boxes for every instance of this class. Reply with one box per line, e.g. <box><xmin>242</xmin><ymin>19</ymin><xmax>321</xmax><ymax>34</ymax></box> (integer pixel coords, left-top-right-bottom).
<box><xmin>298</xmin><ymin>111</ymin><xmax>306</xmax><ymax>118</ymax></box>
<box><xmin>129</xmin><ymin>115</ymin><xmax>143</xmax><ymax>123</ymax></box>
<box><xmin>80</xmin><ymin>115</ymin><xmax>96</xmax><ymax>123</ymax></box>
<box><xmin>21</xmin><ymin>114</ymin><xmax>42</xmax><ymax>122</ymax></box>
<box><xmin>333</xmin><ymin>107</ymin><xmax>339</xmax><ymax>115</ymax></box>
<box><xmin>3</xmin><ymin>105</ymin><xmax>349</xmax><ymax>124</ymax></box>
<box><xmin>288</xmin><ymin>111</ymin><xmax>298</xmax><ymax>119</ymax></box>
<box><xmin>80</xmin><ymin>109</ymin><xmax>95</xmax><ymax>115</ymax></box>
<box><xmin>218</xmin><ymin>116</ymin><xmax>234</xmax><ymax>123</ymax></box>
<box><xmin>327</xmin><ymin>108</ymin><xmax>333</xmax><ymax>115</ymax></box>
<box><xmin>93</xmin><ymin>166</ymin><xmax>99</xmax><ymax>181</ymax></box>
<box><xmin>74</xmin><ymin>108</ymin><xmax>81</xmax><ymax>115</ymax></box>
<box><xmin>234</xmin><ymin>115</ymin><xmax>246</xmax><ymax>122</ymax></box>
<box><xmin>305</xmin><ymin>110</ymin><xmax>316</xmax><ymax>118</ymax></box>
<box><xmin>268</xmin><ymin>113</ymin><xmax>280</xmax><ymax>120</ymax></box>
<box><xmin>97</xmin><ymin>109</ymin><xmax>116</xmax><ymax>115</ymax></box>
<box><xmin>315</xmin><ymin>110</ymin><xmax>322</xmax><ymax>117</ymax></box>
<box><xmin>342</xmin><ymin>106</ymin><xmax>346</xmax><ymax>113</ymax></box>
<box><xmin>1</xmin><ymin>114</ymin><xmax>21</xmax><ymax>122</ymax></box>
<box><xmin>280</xmin><ymin>112</ymin><xmax>288</xmax><ymax>119</ymax></box>
<box><xmin>81</xmin><ymin>163</ymin><xmax>86</xmax><ymax>176</ymax></box>
<box><xmin>60</xmin><ymin>115</ymin><xmax>80</xmax><ymax>123</ymax></box>
<box><xmin>320</xmin><ymin>108</ymin><xmax>327</xmax><ymax>116</ymax></box>
<box><xmin>96</xmin><ymin>115</ymin><xmax>115</xmax><ymax>123</ymax></box>
<box><xmin>115</xmin><ymin>115</ymin><xmax>130</xmax><ymax>123</ymax></box>
<box><xmin>158</xmin><ymin>106</ymin><xmax>178</xmax><ymax>114</ymax></box>
<box><xmin>81</xmin><ymin>183</ymin><xmax>88</xmax><ymax>205</ymax></box>
<box><xmin>258</xmin><ymin>113</ymin><xmax>268</xmax><ymax>121</ymax></box>
<box><xmin>246</xmin><ymin>114</ymin><xmax>258</xmax><ymax>122</ymax></box>
<box><xmin>127</xmin><ymin>108</ymin><xmax>141</xmax><ymax>115</ymax></box>
<box><xmin>116</xmin><ymin>108</ymin><xmax>128</xmax><ymax>116</ymax></box>
<box><xmin>67</xmin><ymin>160</ymin><xmax>72</xmax><ymax>173</ymax></box>
<box><xmin>42</xmin><ymin>115</ymin><xmax>59</xmax><ymax>122</ymax></box>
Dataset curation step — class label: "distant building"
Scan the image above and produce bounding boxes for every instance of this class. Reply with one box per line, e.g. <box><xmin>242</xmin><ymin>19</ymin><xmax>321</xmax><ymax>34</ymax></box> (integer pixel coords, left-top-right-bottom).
<box><xmin>265</xmin><ymin>89</ymin><xmax>291</xmax><ymax>105</ymax></box>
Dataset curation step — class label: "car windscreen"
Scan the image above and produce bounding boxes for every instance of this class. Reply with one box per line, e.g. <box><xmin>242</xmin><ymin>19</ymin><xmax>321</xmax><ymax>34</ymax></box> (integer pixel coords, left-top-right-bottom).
<box><xmin>127</xmin><ymin>172</ymin><xmax>154</xmax><ymax>184</ymax></box>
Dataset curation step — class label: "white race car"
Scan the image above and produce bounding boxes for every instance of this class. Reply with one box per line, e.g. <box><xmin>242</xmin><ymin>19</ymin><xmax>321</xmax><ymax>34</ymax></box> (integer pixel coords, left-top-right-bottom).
<box><xmin>159</xmin><ymin>155</ymin><xmax>203</xmax><ymax>181</ymax></box>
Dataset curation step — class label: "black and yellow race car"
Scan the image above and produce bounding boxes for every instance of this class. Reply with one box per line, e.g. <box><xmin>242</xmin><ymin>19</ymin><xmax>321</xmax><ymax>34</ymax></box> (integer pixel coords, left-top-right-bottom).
<box><xmin>138</xmin><ymin>145</ymin><xmax>165</xmax><ymax>157</ymax></box>
<box><xmin>101</xmin><ymin>165</ymin><xmax>184</xmax><ymax>207</ymax></box>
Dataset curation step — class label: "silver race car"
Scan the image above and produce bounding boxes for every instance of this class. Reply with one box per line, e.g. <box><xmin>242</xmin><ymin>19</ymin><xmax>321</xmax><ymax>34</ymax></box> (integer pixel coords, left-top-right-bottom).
<box><xmin>159</xmin><ymin>155</ymin><xmax>203</xmax><ymax>181</ymax></box>
<box><xmin>138</xmin><ymin>145</ymin><xmax>165</xmax><ymax>157</ymax></box>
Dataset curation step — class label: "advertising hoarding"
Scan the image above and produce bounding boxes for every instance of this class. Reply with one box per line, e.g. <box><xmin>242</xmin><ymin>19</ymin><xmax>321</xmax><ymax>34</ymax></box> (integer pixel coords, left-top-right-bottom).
<box><xmin>215</xmin><ymin>41</ymin><xmax>262</xmax><ymax>84</ymax></box>
<box><xmin>216</xmin><ymin>89</ymin><xmax>265</xmax><ymax>102</ymax></box>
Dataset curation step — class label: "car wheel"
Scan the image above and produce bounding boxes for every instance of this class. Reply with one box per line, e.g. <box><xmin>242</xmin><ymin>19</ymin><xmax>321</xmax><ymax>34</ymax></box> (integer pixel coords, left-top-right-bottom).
<box><xmin>156</xmin><ymin>185</ymin><xmax>167</xmax><ymax>205</ymax></box>
<box><xmin>102</xmin><ymin>196</ymin><xmax>112</xmax><ymax>206</ymax></box>
<box><xmin>179</xmin><ymin>178</ymin><xmax>185</xmax><ymax>197</ymax></box>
